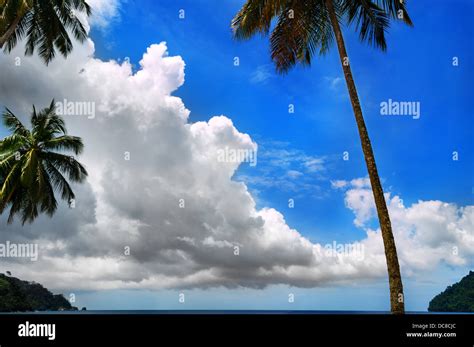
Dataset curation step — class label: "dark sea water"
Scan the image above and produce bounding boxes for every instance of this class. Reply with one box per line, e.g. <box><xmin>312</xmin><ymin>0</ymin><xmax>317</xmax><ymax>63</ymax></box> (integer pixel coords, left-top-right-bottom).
<box><xmin>2</xmin><ymin>310</ymin><xmax>472</xmax><ymax>315</ymax></box>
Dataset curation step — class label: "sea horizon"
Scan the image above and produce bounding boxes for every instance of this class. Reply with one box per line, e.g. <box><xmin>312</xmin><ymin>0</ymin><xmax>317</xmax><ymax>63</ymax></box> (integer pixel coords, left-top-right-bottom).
<box><xmin>2</xmin><ymin>310</ymin><xmax>472</xmax><ymax>315</ymax></box>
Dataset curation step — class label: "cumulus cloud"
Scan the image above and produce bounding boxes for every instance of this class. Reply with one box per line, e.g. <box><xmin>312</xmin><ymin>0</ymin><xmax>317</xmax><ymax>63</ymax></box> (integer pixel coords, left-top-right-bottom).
<box><xmin>0</xmin><ymin>20</ymin><xmax>472</xmax><ymax>292</ymax></box>
<box><xmin>1</xmin><ymin>39</ymin><xmax>360</xmax><ymax>290</ymax></box>
<box><xmin>340</xmin><ymin>179</ymin><xmax>474</xmax><ymax>274</ymax></box>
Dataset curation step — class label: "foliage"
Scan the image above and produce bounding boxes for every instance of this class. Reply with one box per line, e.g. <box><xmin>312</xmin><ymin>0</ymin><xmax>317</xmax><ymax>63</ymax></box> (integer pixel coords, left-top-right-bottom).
<box><xmin>0</xmin><ymin>273</ymin><xmax>77</xmax><ymax>311</ymax></box>
<box><xmin>0</xmin><ymin>100</ymin><xmax>88</xmax><ymax>224</ymax></box>
<box><xmin>428</xmin><ymin>271</ymin><xmax>474</xmax><ymax>312</ymax></box>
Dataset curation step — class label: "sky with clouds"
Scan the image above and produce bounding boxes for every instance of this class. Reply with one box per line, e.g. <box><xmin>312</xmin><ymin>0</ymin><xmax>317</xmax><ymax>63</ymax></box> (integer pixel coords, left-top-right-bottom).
<box><xmin>0</xmin><ymin>0</ymin><xmax>472</xmax><ymax>311</ymax></box>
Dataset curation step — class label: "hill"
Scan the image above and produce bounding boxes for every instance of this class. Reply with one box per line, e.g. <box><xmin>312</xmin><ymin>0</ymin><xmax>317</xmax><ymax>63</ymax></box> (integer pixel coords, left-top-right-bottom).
<box><xmin>428</xmin><ymin>271</ymin><xmax>474</xmax><ymax>312</ymax></box>
<box><xmin>0</xmin><ymin>273</ymin><xmax>77</xmax><ymax>312</ymax></box>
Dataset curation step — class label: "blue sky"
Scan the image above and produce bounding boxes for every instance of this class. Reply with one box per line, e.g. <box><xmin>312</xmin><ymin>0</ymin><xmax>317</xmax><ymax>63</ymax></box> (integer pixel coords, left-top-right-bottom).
<box><xmin>91</xmin><ymin>0</ymin><xmax>472</xmax><ymax>310</ymax></box>
<box><xmin>1</xmin><ymin>0</ymin><xmax>473</xmax><ymax>311</ymax></box>
<box><xmin>90</xmin><ymin>0</ymin><xmax>473</xmax><ymax>242</ymax></box>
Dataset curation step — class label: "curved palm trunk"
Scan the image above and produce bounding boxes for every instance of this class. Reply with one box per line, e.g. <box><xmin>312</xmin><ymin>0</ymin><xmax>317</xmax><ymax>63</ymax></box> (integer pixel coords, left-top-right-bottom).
<box><xmin>325</xmin><ymin>0</ymin><xmax>404</xmax><ymax>314</ymax></box>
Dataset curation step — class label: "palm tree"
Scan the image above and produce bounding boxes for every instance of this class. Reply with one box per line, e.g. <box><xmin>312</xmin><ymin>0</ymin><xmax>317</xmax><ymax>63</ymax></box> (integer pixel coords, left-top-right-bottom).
<box><xmin>0</xmin><ymin>100</ymin><xmax>88</xmax><ymax>224</ymax></box>
<box><xmin>232</xmin><ymin>0</ymin><xmax>412</xmax><ymax>314</ymax></box>
<box><xmin>0</xmin><ymin>0</ymin><xmax>91</xmax><ymax>64</ymax></box>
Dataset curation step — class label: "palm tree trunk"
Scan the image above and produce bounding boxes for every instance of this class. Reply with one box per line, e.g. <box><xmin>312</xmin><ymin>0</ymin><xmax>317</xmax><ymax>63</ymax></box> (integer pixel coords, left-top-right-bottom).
<box><xmin>325</xmin><ymin>0</ymin><xmax>405</xmax><ymax>314</ymax></box>
<box><xmin>0</xmin><ymin>15</ymin><xmax>22</xmax><ymax>49</ymax></box>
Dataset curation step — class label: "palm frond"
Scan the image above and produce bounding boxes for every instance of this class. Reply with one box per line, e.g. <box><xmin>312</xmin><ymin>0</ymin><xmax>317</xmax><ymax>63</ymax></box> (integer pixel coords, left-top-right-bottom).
<box><xmin>2</xmin><ymin>0</ymin><xmax>92</xmax><ymax>64</ymax></box>
<box><xmin>32</xmin><ymin>100</ymin><xmax>67</xmax><ymax>141</ymax></box>
<box><xmin>0</xmin><ymin>133</ymin><xmax>28</xmax><ymax>155</ymax></box>
<box><xmin>232</xmin><ymin>0</ymin><xmax>289</xmax><ymax>39</ymax></box>
<box><xmin>233</xmin><ymin>0</ymin><xmax>412</xmax><ymax>73</ymax></box>
<box><xmin>342</xmin><ymin>0</ymin><xmax>390</xmax><ymax>51</ymax></box>
<box><xmin>44</xmin><ymin>160</ymin><xmax>74</xmax><ymax>203</ymax></box>
<box><xmin>0</xmin><ymin>161</ymin><xmax>21</xmax><ymax>211</ymax></box>
<box><xmin>374</xmin><ymin>0</ymin><xmax>412</xmax><ymax>26</ymax></box>
<box><xmin>38</xmin><ymin>164</ymin><xmax>57</xmax><ymax>216</ymax></box>
<box><xmin>2</xmin><ymin>108</ymin><xmax>30</xmax><ymax>137</ymax></box>
<box><xmin>41</xmin><ymin>151</ymin><xmax>87</xmax><ymax>183</ymax></box>
<box><xmin>270</xmin><ymin>0</ymin><xmax>335</xmax><ymax>73</ymax></box>
<box><xmin>42</xmin><ymin>135</ymin><xmax>84</xmax><ymax>155</ymax></box>
<box><xmin>6</xmin><ymin>186</ymin><xmax>28</xmax><ymax>223</ymax></box>
<box><xmin>20</xmin><ymin>149</ymin><xmax>38</xmax><ymax>191</ymax></box>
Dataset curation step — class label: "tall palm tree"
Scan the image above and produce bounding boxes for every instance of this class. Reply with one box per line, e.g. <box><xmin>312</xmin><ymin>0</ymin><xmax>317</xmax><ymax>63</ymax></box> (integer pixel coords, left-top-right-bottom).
<box><xmin>0</xmin><ymin>0</ymin><xmax>91</xmax><ymax>64</ymax></box>
<box><xmin>0</xmin><ymin>100</ymin><xmax>88</xmax><ymax>224</ymax></box>
<box><xmin>232</xmin><ymin>0</ymin><xmax>412</xmax><ymax>314</ymax></box>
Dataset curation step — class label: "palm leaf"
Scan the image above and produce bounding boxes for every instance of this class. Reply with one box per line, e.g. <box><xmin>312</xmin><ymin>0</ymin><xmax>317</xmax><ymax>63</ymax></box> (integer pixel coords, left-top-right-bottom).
<box><xmin>232</xmin><ymin>0</ymin><xmax>289</xmax><ymax>39</ymax></box>
<box><xmin>342</xmin><ymin>0</ymin><xmax>390</xmax><ymax>51</ymax></box>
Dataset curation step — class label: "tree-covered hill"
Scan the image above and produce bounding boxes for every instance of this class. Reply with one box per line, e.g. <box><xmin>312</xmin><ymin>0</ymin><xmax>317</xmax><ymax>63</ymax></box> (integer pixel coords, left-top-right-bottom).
<box><xmin>0</xmin><ymin>273</ymin><xmax>77</xmax><ymax>312</ymax></box>
<box><xmin>428</xmin><ymin>271</ymin><xmax>474</xmax><ymax>312</ymax></box>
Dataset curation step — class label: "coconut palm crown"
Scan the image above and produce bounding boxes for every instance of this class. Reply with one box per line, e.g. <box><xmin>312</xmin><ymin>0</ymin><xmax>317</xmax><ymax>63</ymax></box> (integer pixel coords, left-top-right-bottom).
<box><xmin>0</xmin><ymin>100</ymin><xmax>88</xmax><ymax>224</ymax></box>
<box><xmin>0</xmin><ymin>0</ymin><xmax>91</xmax><ymax>64</ymax></box>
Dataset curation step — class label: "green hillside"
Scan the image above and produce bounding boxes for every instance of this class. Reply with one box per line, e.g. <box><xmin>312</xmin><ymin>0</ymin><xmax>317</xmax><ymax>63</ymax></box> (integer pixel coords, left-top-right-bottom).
<box><xmin>428</xmin><ymin>271</ymin><xmax>474</xmax><ymax>312</ymax></box>
<box><xmin>0</xmin><ymin>273</ymin><xmax>77</xmax><ymax>312</ymax></box>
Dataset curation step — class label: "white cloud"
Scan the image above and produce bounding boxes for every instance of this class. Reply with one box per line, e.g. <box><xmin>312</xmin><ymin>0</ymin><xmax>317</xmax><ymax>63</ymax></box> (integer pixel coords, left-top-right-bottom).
<box><xmin>235</xmin><ymin>142</ymin><xmax>328</xmax><ymax>196</ymax></box>
<box><xmin>304</xmin><ymin>157</ymin><xmax>325</xmax><ymax>173</ymax></box>
<box><xmin>286</xmin><ymin>170</ymin><xmax>303</xmax><ymax>179</ymax></box>
<box><xmin>339</xmin><ymin>179</ymin><xmax>474</xmax><ymax>274</ymax></box>
<box><xmin>250</xmin><ymin>65</ymin><xmax>272</xmax><ymax>84</ymax></box>
<box><xmin>344</xmin><ymin>185</ymin><xmax>376</xmax><ymax>227</ymax></box>
<box><xmin>86</xmin><ymin>0</ymin><xmax>121</xmax><ymax>30</ymax></box>
<box><xmin>324</xmin><ymin>76</ymin><xmax>343</xmax><ymax>90</ymax></box>
<box><xmin>331</xmin><ymin>180</ymin><xmax>348</xmax><ymax>189</ymax></box>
